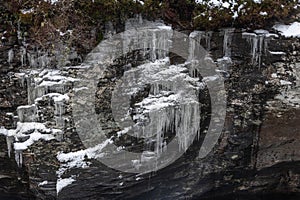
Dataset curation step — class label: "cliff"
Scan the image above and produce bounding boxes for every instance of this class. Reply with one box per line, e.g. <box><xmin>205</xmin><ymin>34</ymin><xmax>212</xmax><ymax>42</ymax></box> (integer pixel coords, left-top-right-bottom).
<box><xmin>1</xmin><ymin>1</ymin><xmax>300</xmax><ymax>199</ymax></box>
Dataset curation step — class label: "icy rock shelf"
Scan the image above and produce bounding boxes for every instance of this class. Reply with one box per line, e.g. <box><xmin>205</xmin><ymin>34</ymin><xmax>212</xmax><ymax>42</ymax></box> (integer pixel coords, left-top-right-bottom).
<box><xmin>0</xmin><ymin>69</ymin><xmax>77</xmax><ymax>166</ymax></box>
<box><xmin>0</xmin><ymin>67</ymin><xmax>81</xmax><ymax>194</ymax></box>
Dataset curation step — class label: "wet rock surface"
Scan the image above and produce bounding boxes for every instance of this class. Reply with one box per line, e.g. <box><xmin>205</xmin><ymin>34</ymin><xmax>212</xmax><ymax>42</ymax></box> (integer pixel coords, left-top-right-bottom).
<box><xmin>0</xmin><ymin>18</ymin><xmax>300</xmax><ymax>200</ymax></box>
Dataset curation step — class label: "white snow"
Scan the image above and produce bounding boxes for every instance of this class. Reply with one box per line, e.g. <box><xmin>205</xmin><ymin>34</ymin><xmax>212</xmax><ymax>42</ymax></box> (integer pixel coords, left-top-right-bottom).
<box><xmin>14</xmin><ymin>130</ymin><xmax>54</xmax><ymax>151</ymax></box>
<box><xmin>157</xmin><ymin>25</ymin><xmax>172</xmax><ymax>30</ymax></box>
<box><xmin>259</xmin><ymin>11</ymin><xmax>268</xmax><ymax>16</ymax></box>
<box><xmin>273</xmin><ymin>22</ymin><xmax>300</xmax><ymax>38</ymax></box>
<box><xmin>38</xmin><ymin>181</ymin><xmax>48</xmax><ymax>186</ymax></box>
<box><xmin>56</xmin><ymin>138</ymin><xmax>112</xmax><ymax>177</ymax></box>
<box><xmin>34</xmin><ymin>93</ymin><xmax>66</xmax><ymax>103</ymax></box>
<box><xmin>44</xmin><ymin>0</ymin><xmax>60</xmax><ymax>4</ymax></box>
<box><xmin>269</xmin><ymin>51</ymin><xmax>286</xmax><ymax>55</ymax></box>
<box><xmin>53</xmin><ymin>94</ymin><xmax>69</xmax><ymax>102</ymax></box>
<box><xmin>73</xmin><ymin>87</ymin><xmax>89</xmax><ymax>92</ymax></box>
<box><xmin>252</xmin><ymin>0</ymin><xmax>262</xmax><ymax>3</ymax></box>
<box><xmin>1</xmin><ymin>122</ymin><xmax>59</xmax><ymax>166</ymax></box>
<box><xmin>280</xmin><ymin>80</ymin><xmax>293</xmax><ymax>85</ymax></box>
<box><xmin>14</xmin><ymin>122</ymin><xmax>48</xmax><ymax>135</ymax></box>
<box><xmin>20</xmin><ymin>8</ymin><xmax>34</xmax><ymax>14</ymax></box>
<box><xmin>134</xmin><ymin>0</ymin><xmax>144</xmax><ymax>5</ymax></box>
<box><xmin>55</xmin><ymin>138</ymin><xmax>113</xmax><ymax>194</ymax></box>
<box><xmin>56</xmin><ymin>177</ymin><xmax>75</xmax><ymax>194</ymax></box>
<box><xmin>0</xmin><ymin>126</ymin><xmax>8</xmax><ymax>136</ymax></box>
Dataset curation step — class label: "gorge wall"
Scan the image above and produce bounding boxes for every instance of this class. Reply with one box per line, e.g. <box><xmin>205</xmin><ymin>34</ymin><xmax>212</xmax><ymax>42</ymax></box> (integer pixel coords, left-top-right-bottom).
<box><xmin>0</xmin><ymin>14</ymin><xmax>300</xmax><ymax>200</ymax></box>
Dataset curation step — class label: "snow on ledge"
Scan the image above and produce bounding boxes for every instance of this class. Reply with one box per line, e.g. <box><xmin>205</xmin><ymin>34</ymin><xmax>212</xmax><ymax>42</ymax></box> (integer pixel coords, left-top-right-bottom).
<box><xmin>273</xmin><ymin>22</ymin><xmax>300</xmax><ymax>38</ymax></box>
<box><xmin>56</xmin><ymin>177</ymin><xmax>75</xmax><ymax>194</ymax></box>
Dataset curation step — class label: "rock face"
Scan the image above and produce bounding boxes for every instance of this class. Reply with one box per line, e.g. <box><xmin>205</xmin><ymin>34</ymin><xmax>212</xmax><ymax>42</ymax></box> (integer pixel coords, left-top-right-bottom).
<box><xmin>0</xmin><ymin>17</ymin><xmax>300</xmax><ymax>200</ymax></box>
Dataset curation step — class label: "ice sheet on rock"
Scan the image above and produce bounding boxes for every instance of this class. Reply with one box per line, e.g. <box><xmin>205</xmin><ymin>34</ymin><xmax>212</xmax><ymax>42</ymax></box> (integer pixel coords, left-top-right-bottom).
<box><xmin>17</xmin><ymin>104</ymin><xmax>37</xmax><ymax>122</ymax></box>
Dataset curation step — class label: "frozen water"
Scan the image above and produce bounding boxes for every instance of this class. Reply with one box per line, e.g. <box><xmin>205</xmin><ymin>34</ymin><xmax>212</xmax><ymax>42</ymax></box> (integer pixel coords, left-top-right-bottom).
<box><xmin>112</xmin><ymin>58</ymin><xmax>201</xmax><ymax>155</ymax></box>
<box><xmin>222</xmin><ymin>28</ymin><xmax>234</xmax><ymax>57</ymax></box>
<box><xmin>17</xmin><ymin>104</ymin><xmax>37</xmax><ymax>122</ymax></box>
<box><xmin>8</xmin><ymin>49</ymin><xmax>14</xmax><ymax>64</ymax></box>
<box><xmin>15</xmin><ymin>150</ymin><xmax>23</xmax><ymax>167</ymax></box>
<box><xmin>2</xmin><ymin>122</ymin><xmax>58</xmax><ymax>167</ymax></box>
<box><xmin>242</xmin><ymin>31</ymin><xmax>270</xmax><ymax>67</ymax></box>
<box><xmin>6</xmin><ymin>136</ymin><xmax>14</xmax><ymax>158</ymax></box>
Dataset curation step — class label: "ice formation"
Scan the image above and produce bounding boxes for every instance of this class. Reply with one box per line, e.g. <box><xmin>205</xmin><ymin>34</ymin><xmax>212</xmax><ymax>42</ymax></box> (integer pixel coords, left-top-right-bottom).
<box><xmin>0</xmin><ymin>68</ymin><xmax>75</xmax><ymax>168</ymax></box>
<box><xmin>17</xmin><ymin>105</ymin><xmax>37</xmax><ymax>122</ymax></box>
<box><xmin>8</xmin><ymin>49</ymin><xmax>14</xmax><ymax>64</ymax></box>
<box><xmin>0</xmin><ymin>122</ymin><xmax>56</xmax><ymax>166</ymax></box>
<box><xmin>242</xmin><ymin>30</ymin><xmax>277</xmax><ymax>67</ymax></box>
<box><xmin>112</xmin><ymin>58</ymin><xmax>202</xmax><ymax>154</ymax></box>
<box><xmin>222</xmin><ymin>28</ymin><xmax>234</xmax><ymax>58</ymax></box>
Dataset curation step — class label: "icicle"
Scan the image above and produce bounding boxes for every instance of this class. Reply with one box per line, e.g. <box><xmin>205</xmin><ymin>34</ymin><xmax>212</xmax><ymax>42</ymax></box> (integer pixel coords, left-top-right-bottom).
<box><xmin>189</xmin><ymin>31</ymin><xmax>204</xmax><ymax>61</ymax></box>
<box><xmin>17</xmin><ymin>20</ymin><xmax>22</xmax><ymax>41</ymax></box>
<box><xmin>205</xmin><ymin>32</ymin><xmax>212</xmax><ymax>51</ymax></box>
<box><xmin>21</xmin><ymin>47</ymin><xmax>26</xmax><ymax>66</ymax></box>
<box><xmin>242</xmin><ymin>32</ymin><xmax>268</xmax><ymax>68</ymax></box>
<box><xmin>15</xmin><ymin>150</ymin><xmax>23</xmax><ymax>167</ymax></box>
<box><xmin>55</xmin><ymin>116</ymin><xmax>65</xmax><ymax>128</ymax></box>
<box><xmin>151</xmin><ymin>31</ymin><xmax>157</xmax><ymax>61</ymax></box>
<box><xmin>222</xmin><ymin>28</ymin><xmax>234</xmax><ymax>57</ymax></box>
<box><xmin>6</xmin><ymin>136</ymin><xmax>14</xmax><ymax>158</ymax></box>
<box><xmin>35</xmin><ymin>86</ymin><xmax>47</xmax><ymax>99</ymax></box>
<box><xmin>8</xmin><ymin>49</ymin><xmax>14</xmax><ymax>64</ymax></box>
<box><xmin>54</xmin><ymin>101</ymin><xmax>65</xmax><ymax>117</ymax></box>
<box><xmin>19</xmin><ymin>74</ymin><xmax>26</xmax><ymax>88</ymax></box>
<box><xmin>28</xmin><ymin>52</ymin><xmax>37</xmax><ymax>67</ymax></box>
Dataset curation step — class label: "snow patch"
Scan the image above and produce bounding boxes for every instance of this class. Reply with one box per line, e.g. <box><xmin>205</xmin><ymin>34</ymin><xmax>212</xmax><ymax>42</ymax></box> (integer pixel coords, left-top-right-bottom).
<box><xmin>56</xmin><ymin>177</ymin><xmax>75</xmax><ymax>194</ymax></box>
<box><xmin>38</xmin><ymin>181</ymin><xmax>48</xmax><ymax>186</ymax></box>
<box><xmin>280</xmin><ymin>80</ymin><xmax>293</xmax><ymax>86</ymax></box>
<box><xmin>273</xmin><ymin>22</ymin><xmax>300</xmax><ymax>38</ymax></box>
